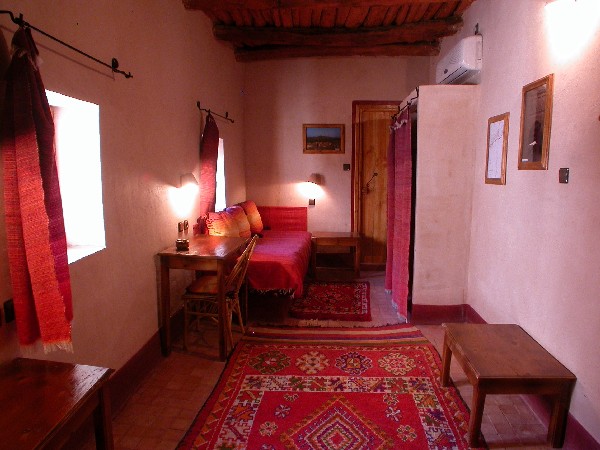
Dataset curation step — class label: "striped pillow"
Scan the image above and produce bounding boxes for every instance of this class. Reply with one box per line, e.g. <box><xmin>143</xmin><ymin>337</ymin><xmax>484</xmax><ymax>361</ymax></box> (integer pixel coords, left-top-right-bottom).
<box><xmin>205</xmin><ymin>211</ymin><xmax>240</xmax><ymax>237</ymax></box>
<box><xmin>237</xmin><ymin>200</ymin><xmax>264</xmax><ymax>234</ymax></box>
<box><xmin>225</xmin><ymin>205</ymin><xmax>251</xmax><ymax>238</ymax></box>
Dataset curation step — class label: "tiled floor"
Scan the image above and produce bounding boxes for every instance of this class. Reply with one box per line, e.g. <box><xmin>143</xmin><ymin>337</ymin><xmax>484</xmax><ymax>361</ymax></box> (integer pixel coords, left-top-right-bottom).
<box><xmin>100</xmin><ymin>272</ymin><xmax>552</xmax><ymax>449</ymax></box>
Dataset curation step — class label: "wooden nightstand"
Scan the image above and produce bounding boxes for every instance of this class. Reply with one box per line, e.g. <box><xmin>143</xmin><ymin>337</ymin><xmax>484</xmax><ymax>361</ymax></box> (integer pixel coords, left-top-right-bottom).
<box><xmin>311</xmin><ymin>231</ymin><xmax>360</xmax><ymax>280</ymax></box>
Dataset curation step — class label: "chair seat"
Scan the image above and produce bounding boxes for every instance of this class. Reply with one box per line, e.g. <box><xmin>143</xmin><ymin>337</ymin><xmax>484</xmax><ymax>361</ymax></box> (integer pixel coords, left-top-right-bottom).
<box><xmin>181</xmin><ymin>235</ymin><xmax>258</xmax><ymax>354</ymax></box>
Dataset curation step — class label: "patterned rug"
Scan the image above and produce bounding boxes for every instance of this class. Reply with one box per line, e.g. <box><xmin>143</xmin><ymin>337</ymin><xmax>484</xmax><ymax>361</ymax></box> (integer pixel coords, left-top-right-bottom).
<box><xmin>289</xmin><ymin>281</ymin><xmax>371</xmax><ymax>321</ymax></box>
<box><xmin>178</xmin><ymin>325</ymin><xmax>476</xmax><ymax>449</ymax></box>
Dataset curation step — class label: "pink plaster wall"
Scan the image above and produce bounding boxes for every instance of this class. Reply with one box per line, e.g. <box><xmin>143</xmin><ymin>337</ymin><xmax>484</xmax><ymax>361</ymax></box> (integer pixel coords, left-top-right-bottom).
<box><xmin>0</xmin><ymin>0</ymin><xmax>246</xmax><ymax>368</ymax></box>
<box><xmin>431</xmin><ymin>0</ymin><xmax>600</xmax><ymax>439</ymax></box>
<box><xmin>412</xmin><ymin>85</ymin><xmax>478</xmax><ymax>306</ymax></box>
<box><xmin>242</xmin><ymin>57</ymin><xmax>430</xmax><ymax>231</ymax></box>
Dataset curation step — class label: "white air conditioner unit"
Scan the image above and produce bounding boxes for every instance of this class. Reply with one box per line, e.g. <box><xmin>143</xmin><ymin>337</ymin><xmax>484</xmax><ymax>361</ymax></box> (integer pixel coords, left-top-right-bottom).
<box><xmin>436</xmin><ymin>35</ymin><xmax>482</xmax><ymax>85</ymax></box>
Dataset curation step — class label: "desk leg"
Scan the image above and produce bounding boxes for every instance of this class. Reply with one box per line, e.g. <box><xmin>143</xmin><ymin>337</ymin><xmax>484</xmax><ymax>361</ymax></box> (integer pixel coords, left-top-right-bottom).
<box><xmin>217</xmin><ymin>261</ymin><xmax>226</xmax><ymax>361</ymax></box>
<box><xmin>353</xmin><ymin>244</ymin><xmax>360</xmax><ymax>278</ymax></box>
<box><xmin>468</xmin><ymin>387</ymin><xmax>486</xmax><ymax>448</ymax></box>
<box><xmin>548</xmin><ymin>384</ymin><xmax>574</xmax><ymax>448</ymax></box>
<box><xmin>440</xmin><ymin>334</ymin><xmax>452</xmax><ymax>387</ymax></box>
<box><xmin>93</xmin><ymin>385</ymin><xmax>114</xmax><ymax>450</ymax></box>
<box><xmin>159</xmin><ymin>259</ymin><xmax>171</xmax><ymax>356</ymax></box>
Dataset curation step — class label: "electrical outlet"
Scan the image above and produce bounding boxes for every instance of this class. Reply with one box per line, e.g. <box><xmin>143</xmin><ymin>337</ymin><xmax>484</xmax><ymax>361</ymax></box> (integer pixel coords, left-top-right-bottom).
<box><xmin>4</xmin><ymin>299</ymin><xmax>15</xmax><ymax>323</ymax></box>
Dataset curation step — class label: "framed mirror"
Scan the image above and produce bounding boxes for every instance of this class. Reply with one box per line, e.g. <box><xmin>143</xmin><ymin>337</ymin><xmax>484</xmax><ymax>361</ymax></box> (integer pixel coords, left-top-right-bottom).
<box><xmin>485</xmin><ymin>112</ymin><xmax>509</xmax><ymax>185</ymax></box>
<box><xmin>518</xmin><ymin>74</ymin><xmax>554</xmax><ymax>170</ymax></box>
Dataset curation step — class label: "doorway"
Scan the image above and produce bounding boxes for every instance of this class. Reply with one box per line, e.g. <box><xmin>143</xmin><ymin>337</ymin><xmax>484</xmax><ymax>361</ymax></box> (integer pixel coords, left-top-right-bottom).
<box><xmin>352</xmin><ymin>101</ymin><xmax>400</xmax><ymax>271</ymax></box>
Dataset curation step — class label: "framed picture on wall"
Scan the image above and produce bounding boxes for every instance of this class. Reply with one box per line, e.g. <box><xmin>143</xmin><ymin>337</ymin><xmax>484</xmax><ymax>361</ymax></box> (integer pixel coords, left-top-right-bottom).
<box><xmin>485</xmin><ymin>112</ymin><xmax>509</xmax><ymax>185</ymax></box>
<box><xmin>303</xmin><ymin>124</ymin><xmax>345</xmax><ymax>154</ymax></box>
<box><xmin>518</xmin><ymin>74</ymin><xmax>554</xmax><ymax>170</ymax></box>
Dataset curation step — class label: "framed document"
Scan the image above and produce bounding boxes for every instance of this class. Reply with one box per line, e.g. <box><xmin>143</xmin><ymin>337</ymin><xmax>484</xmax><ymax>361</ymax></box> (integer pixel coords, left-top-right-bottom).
<box><xmin>485</xmin><ymin>112</ymin><xmax>509</xmax><ymax>185</ymax></box>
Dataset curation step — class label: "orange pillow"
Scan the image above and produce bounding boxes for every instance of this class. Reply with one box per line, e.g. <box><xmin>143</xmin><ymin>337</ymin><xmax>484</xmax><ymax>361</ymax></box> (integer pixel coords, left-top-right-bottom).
<box><xmin>225</xmin><ymin>205</ymin><xmax>251</xmax><ymax>238</ymax></box>
<box><xmin>205</xmin><ymin>211</ymin><xmax>240</xmax><ymax>237</ymax></box>
<box><xmin>237</xmin><ymin>200</ymin><xmax>264</xmax><ymax>234</ymax></box>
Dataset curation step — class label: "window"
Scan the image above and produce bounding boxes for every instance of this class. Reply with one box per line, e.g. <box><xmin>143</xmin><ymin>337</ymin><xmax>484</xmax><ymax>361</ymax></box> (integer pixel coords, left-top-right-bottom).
<box><xmin>46</xmin><ymin>90</ymin><xmax>105</xmax><ymax>263</ymax></box>
<box><xmin>215</xmin><ymin>138</ymin><xmax>226</xmax><ymax>211</ymax></box>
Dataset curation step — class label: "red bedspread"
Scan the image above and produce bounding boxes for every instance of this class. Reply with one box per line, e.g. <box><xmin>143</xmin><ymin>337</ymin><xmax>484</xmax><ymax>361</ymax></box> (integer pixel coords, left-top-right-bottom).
<box><xmin>247</xmin><ymin>230</ymin><xmax>312</xmax><ymax>297</ymax></box>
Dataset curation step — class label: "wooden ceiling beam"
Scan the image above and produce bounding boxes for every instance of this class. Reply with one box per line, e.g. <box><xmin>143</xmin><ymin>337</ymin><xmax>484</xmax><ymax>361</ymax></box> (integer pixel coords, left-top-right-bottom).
<box><xmin>233</xmin><ymin>41</ymin><xmax>440</xmax><ymax>61</ymax></box>
<box><xmin>213</xmin><ymin>16</ymin><xmax>461</xmax><ymax>47</ymax></box>
<box><xmin>184</xmin><ymin>0</ymin><xmax>460</xmax><ymax>11</ymax></box>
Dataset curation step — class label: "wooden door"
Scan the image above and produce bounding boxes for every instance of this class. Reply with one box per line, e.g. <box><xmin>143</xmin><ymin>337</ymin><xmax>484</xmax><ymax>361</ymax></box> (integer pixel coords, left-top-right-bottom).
<box><xmin>352</xmin><ymin>102</ymin><xmax>400</xmax><ymax>271</ymax></box>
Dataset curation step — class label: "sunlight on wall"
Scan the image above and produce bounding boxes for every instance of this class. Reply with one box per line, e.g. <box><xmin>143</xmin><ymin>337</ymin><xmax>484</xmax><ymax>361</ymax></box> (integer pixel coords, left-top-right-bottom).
<box><xmin>545</xmin><ymin>0</ymin><xmax>600</xmax><ymax>63</ymax></box>
<box><xmin>215</xmin><ymin>138</ymin><xmax>226</xmax><ymax>211</ymax></box>
<box><xmin>46</xmin><ymin>90</ymin><xmax>105</xmax><ymax>263</ymax></box>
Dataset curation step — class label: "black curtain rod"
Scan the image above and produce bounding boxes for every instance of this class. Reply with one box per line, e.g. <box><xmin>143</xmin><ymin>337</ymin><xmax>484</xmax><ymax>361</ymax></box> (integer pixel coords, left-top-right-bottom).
<box><xmin>0</xmin><ymin>10</ymin><xmax>133</xmax><ymax>79</ymax></box>
<box><xmin>392</xmin><ymin>86</ymin><xmax>419</xmax><ymax>121</ymax></box>
<box><xmin>196</xmin><ymin>101</ymin><xmax>234</xmax><ymax>123</ymax></box>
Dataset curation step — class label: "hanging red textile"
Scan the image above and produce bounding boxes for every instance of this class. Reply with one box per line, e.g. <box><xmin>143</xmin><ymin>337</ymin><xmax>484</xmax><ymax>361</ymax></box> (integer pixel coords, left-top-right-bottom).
<box><xmin>198</xmin><ymin>113</ymin><xmax>219</xmax><ymax>219</ymax></box>
<box><xmin>384</xmin><ymin>109</ymin><xmax>412</xmax><ymax>318</ymax></box>
<box><xmin>1</xmin><ymin>28</ymin><xmax>72</xmax><ymax>351</ymax></box>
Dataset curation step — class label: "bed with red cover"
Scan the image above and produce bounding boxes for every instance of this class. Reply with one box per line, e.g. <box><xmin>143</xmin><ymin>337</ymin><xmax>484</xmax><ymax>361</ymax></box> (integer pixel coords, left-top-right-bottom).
<box><xmin>197</xmin><ymin>203</ymin><xmax>311</xmax><ymax>298</ymax></box>
<box><xmin>248</xmin><ymin>206</ymin><xmax>311</xmax><ymax>298</ymax></box>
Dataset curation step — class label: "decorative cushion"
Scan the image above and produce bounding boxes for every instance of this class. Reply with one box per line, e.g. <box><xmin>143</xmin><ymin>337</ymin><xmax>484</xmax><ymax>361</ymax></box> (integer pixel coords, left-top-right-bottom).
<box><xmin>206</xmin><ymin>211</ymin><xmax>240</xmax><ymax>237</ymax></box>
<box><xmin>225</xmin><ymin>205</ymin><xmax>251</xmax><ymax>238</ymax></box>
<box><xmin>237</xmin><ymin>200</ymin><xmax>264</xmax><ymax>234</ymax></box>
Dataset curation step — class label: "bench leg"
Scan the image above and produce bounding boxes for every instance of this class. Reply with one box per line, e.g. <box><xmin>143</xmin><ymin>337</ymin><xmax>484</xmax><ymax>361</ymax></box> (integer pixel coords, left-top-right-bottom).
<box><xmin>468</xmin><ymin>386</ymin><xmax>486</xmax><ymax>448</ymax></box>
<box><xmin>548</xmin><ymin>385</ymin><xmax>574</xmax><ymax>448</ymax></box>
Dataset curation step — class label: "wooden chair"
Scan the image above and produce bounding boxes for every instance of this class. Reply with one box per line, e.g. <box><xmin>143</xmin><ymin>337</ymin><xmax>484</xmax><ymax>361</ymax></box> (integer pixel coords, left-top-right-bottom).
<box><xmin>182</xmin><ymin>235</ymin><xmax>258</xmax><ymax>352</ymax></box>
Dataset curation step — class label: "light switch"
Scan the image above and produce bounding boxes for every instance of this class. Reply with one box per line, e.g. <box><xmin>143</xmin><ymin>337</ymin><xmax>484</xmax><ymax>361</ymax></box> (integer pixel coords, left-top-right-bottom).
<box><xmin>559</xmin><ymin>168</ymin><xmax>569</xmax><ymax>184</ymax></box>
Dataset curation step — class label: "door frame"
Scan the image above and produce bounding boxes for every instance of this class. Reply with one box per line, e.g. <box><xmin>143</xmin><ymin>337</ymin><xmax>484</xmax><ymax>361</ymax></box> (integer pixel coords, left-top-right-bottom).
<box><xmin>351</xmin><ymin>100</ymin><xmax>401</xmax><ymax>235</ymax></box>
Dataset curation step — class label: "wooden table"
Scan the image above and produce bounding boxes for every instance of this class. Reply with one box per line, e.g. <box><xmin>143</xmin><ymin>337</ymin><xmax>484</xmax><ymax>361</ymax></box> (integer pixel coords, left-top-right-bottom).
<box><xmin>158</xmin><ymin>234</ymin><xmax>247</xmax><ymax>360</ymax></box>
<box><xmin>441</xmin><ymin>323</ymin><xmax>576</xmax><ymax>448</ymax></box>
<box><xmin>311</xmin><ymin>231</ymin><xmax>360</xmax><ymax>279</ymax></box>
<box><xmin>0</xmin><ymin>358</ymin><xmax>113</xmax><ymax>449</ymax></box>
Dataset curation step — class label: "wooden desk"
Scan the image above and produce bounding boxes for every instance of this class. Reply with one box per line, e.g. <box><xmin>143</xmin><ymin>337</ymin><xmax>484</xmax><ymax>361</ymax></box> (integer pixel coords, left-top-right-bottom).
<box><xmin>0</xmin><ymin>358</ymin><xmax>113</xmax><ymax>449</ymax></box>
<box><xmin>441</xmin><ymin>323</ymin><xmax>576</xmax><ymax>448</ymax></box>
<box><xmin>158</xmin><ymin>235</ymin><xmax>247</xmax><ymax>360</ymax></box>
<box><xmin>311</xmin><ymin>231</ymin><xmax>360</xmax><ymax>280</ymax></box>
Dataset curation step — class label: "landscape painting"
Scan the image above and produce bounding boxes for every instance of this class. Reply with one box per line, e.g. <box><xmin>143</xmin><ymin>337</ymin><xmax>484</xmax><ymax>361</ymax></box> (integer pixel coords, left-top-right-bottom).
<box><xmin>303</xmin><ymin>124</ymin><xmax>345</xmax><ymax>154</ymax></box>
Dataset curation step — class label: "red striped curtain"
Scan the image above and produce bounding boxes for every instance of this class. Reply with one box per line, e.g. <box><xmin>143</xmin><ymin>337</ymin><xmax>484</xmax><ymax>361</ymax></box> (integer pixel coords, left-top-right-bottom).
<box><xmin>1</xmin><ymin>28</ymin><xmax>72</xmax><ymax>351</ymax></box>
<box><xmin>385</xmin><ymin>109</ymin><xmax>412</xmax><ymax>318</ymax></box>
<box><xmin>198</xmin><ymin>114</ymin><xmax>219</xmax><ymax>218</ymax></box>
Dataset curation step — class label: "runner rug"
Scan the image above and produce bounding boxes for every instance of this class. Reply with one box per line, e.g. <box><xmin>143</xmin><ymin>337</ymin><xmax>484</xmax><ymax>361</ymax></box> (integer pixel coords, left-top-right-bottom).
<box><xmin>289</xmin><ymin>281</ymin><xmax>371</xmax><ymax>321</ymax></box>
<box><xmin>178</xmin><ymin>325</ymin><xmax>476</xmax><ymax>449</ymax></box>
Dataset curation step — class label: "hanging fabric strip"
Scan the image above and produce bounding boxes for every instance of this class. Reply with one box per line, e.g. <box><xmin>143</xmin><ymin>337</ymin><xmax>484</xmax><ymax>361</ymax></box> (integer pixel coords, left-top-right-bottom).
<box><xmin>384</xmin><ymin>109</ymin><xmax>412</xmax><ymax>318</ymax></box>
<box><xmin>1</xmin><ymin>27</ymin><xmax>72</xmax><ymax>351</ymax></box>
<box><xmin>198</xmin><ymin>113</ymin><xmax>220</xmax><ymax>219</ymax></box>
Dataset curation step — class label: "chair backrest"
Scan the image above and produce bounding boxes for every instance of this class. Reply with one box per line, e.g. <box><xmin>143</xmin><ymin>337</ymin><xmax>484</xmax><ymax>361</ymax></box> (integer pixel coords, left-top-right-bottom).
<box><xmin>225</xmin><ymin>235</ymin><xmax>258</xmax><ymax>294</ymax></box>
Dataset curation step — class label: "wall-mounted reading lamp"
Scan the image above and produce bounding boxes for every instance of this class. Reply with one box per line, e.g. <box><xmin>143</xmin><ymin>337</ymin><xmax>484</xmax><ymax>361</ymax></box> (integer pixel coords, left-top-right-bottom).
<box><xmin>306</xmin><ymin>173</ymin><xmax>322</xmax><ymax>206</ymax></box>
<box><xmin>180</xmin><ymin>172</ymin><xmax>198</xmax><ymax>188</ymax></box>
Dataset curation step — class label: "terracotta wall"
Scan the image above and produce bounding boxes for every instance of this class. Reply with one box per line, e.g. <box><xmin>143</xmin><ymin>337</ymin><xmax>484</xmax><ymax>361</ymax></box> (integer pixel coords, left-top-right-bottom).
<box><xmin>432</xmin><ymin>0</ymin><xmax>600</xmax><ymax>440</ymax></box>
<box><xmin>242</xmin><ymin>58</ymin><xmax>430</xmax><ymax>231</ymax></box>
<box><xmin>0</xmin><ymin>0</ymin><xmax>246</xmax><ymax>368</ymax></box>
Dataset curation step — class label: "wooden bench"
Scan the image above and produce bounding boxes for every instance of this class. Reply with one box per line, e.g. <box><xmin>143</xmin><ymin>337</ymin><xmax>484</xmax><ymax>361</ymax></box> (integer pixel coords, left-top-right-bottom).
<box><xmin>441</xmin><ymin>323</ymin><xmax>576</xmax><ymax>448</ymax></box>
<box><xmin>0</xmin><ymin>358</ymin><xmax>114</xmax><ymax>449</ymax></box>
